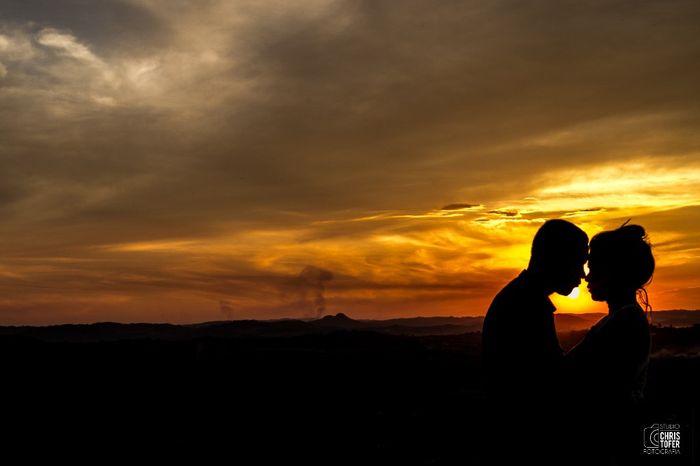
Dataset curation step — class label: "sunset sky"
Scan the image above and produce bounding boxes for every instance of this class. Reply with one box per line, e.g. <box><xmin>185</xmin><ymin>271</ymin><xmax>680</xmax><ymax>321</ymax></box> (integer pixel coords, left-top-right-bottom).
<box><xmin>1</xmin><ymin>0</ymin><xmax>699</xmax><ymax>324</ymax></box>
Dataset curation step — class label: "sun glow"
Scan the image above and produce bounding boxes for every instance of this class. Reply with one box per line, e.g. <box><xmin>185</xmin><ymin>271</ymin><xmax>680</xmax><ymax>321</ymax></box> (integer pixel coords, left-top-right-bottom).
<box><xmin>552</xmin><ymin>284</ymin><xmax>605</xmax><ymax>314</ymax></box>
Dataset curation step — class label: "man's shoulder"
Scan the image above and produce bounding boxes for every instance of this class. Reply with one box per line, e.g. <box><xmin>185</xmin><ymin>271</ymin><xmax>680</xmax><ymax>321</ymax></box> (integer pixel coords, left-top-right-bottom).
<box><xmin>484</xmin><ymin>274</ymin><xmax>530</xmax><ymax>329</ymax></box>
<box><xmin>488</xmin><ymin>272</ymin><xmax>530</xmax><ymax>310</ymax></box>
<box><xmin>485</xmin><ymin>270</ymin><xmax>557</xmax><ymax>327</ymax></box>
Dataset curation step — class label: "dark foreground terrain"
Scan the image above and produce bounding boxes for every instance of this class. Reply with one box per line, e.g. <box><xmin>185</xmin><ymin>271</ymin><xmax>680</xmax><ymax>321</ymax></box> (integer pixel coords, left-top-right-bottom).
<box><xmin>1</xmin><ymin>314</ymin><xmax>698</xmax><ymax>464</ymax></box>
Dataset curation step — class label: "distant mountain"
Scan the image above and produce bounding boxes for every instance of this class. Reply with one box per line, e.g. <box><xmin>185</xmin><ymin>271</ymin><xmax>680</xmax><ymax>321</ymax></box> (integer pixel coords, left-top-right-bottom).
<box><xmin>0</xmin><ymin>310</ymin><xmax>697</xmax><ymax>342</ymax></box>
<box><xmin>312</xmin><ymin>312</ymin><xmax>368</xmax><ymax>329</ymax></box>
<box><xmin>648</xmin><ymin>310</ymin><xmax>700</xmax><ymax>327</ymax></box>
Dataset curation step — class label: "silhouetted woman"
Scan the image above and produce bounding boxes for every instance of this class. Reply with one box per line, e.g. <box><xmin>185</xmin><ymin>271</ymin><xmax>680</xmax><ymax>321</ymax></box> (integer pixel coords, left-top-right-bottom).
<box><xmin>562</xmin><ymin>223</ymin><xmax>655</xmax><ymax>464</ymax></box>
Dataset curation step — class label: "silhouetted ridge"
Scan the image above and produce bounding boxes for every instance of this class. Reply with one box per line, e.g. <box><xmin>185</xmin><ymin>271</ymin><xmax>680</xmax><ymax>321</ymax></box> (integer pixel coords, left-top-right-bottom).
<box><xmin>313</xmin><ymin>312</ymin><xmax>367</xmax><ymax>329</ymax></box>
<box><xmin>319</xmin><ymin>312</ymin><xmax>353</xmax><ymax>322</ymax></box>
<box><xmin>0</xmin><ymin>310</ymin><xmax>697</xmax><ymax>343</ymax></box>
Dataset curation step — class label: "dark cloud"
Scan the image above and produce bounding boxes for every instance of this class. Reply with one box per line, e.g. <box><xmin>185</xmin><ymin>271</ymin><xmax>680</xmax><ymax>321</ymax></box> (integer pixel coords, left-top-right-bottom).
<box><xmin>441</xmin><ymin>203</ymin><xmax>480</xmax><ymax>211</ymax></box>
<box><xmin>488</xmin><ymin>210</ymin><xmax>519</xmax><ymax>217</ymax></box>
<box><xmin>2</xmin><ymin>0</ymin><xmax>700</xmax><ymax>229</ymax></box>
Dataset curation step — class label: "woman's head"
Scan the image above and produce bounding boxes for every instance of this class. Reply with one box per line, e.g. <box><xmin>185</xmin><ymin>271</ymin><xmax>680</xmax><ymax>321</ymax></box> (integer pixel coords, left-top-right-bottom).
<box><xmin>586</xmin><ymin>224</ymin><xmax>655</xmax><ymax>308</ymax></box>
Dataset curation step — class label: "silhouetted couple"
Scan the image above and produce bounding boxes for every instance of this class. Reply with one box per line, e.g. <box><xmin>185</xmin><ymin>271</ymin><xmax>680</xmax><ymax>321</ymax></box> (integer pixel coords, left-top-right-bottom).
<box><xmin>481</xmin><ymin>219</ymin><xmax>654</xmax><ymax>465</ymax></box>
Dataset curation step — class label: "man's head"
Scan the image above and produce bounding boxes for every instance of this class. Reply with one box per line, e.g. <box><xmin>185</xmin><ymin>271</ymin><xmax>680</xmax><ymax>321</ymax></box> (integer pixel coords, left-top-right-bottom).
<box><xmin>528</xmin><ymin>219</ymin><xmax>589</xmax><ymax>296</ymax></box>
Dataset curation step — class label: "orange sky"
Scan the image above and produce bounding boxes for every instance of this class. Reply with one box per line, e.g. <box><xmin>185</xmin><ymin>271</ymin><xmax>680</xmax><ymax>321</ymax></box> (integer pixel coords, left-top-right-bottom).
<box><xmin>0</xmin><ymin>1</ymin><xmax>699</xmax><ymax>324</ymax></box>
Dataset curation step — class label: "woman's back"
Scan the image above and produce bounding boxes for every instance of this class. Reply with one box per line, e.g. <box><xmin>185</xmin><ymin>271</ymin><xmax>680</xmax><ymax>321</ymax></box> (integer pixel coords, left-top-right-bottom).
<box><xmin>565</xmin><ymin>303</ymin><xmax>651</xmax><ymax>404</ymax></box>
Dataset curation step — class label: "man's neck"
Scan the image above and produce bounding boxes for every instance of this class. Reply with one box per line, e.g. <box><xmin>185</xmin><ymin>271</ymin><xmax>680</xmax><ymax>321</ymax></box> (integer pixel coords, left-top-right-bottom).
<box><xmin>523</xmin><ymin>268</ymin><xmax>554</xmax><ymax>296</ymax></box>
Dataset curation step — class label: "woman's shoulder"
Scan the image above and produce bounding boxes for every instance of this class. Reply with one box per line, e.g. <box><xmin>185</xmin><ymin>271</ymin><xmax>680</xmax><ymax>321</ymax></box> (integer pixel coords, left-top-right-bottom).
<box><xmin>588</xmin><ymin>304</ymin><xmax>647</xmax><ymax>334</ymax></box>
<box><xmin>616</xmin><ymin>303</ymin><xmax>648</xmax><ymax>321</ymax></box>
<box><xmin>609</xmin><ymin>303</ymin><xmax>650</xmax><ymax>334</ymax></box>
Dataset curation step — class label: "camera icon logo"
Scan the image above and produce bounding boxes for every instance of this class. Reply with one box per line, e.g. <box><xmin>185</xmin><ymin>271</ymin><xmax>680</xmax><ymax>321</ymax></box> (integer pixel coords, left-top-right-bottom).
<box><xmin>643</xmin><ymin>424</ymin><xmax>660</xmax><ymax>448</ymax></box>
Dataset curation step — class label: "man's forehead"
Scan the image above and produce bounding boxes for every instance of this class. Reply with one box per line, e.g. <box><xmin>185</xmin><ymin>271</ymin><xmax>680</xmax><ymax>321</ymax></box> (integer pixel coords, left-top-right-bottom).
<box><xmin>562</xmin><ymin>249</ymin><xmax>588</xmax><ymax>264</ymax></box>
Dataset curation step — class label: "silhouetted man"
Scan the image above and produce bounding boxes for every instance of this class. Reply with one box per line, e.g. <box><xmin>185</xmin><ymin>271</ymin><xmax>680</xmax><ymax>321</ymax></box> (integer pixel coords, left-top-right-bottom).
<box><xmin>480</xmin><ymin>219</ymin><xmax>588</xmax><ymax>464</ymax></box>
<box><xmin>482</xmin><ymin>219</ymin><xmax>588</xmax><ymax>398</ymax></box>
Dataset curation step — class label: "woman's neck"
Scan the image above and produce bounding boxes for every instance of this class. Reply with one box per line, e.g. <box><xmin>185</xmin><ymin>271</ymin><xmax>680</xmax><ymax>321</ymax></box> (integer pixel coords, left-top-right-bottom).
<box><xmin>606</xmin><ymin>291</ymin><xmax>638</xmax><ymax>314</ymax></box>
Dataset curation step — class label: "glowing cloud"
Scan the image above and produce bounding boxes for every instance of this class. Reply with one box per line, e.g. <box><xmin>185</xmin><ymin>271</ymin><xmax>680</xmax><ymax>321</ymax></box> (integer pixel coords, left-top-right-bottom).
<box><xmin>36</xmin><ymin>28</ymin><xmax>102</xmax><ymax>64</ymax></box>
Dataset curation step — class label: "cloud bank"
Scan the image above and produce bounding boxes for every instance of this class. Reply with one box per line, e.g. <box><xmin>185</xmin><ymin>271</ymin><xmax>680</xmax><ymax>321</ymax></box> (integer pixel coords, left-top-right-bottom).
<box><xmin>1</xmin><ymin>0</ymin><xmax>699</xmax><ymax>323</ymax></box>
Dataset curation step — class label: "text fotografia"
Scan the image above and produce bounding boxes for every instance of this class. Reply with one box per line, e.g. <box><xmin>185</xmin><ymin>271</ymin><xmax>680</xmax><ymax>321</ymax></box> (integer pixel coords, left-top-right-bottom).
<box><xmin>642</xmin><ymin>423</ymin><xmax>681</xmax><ymax>455</ymax></box>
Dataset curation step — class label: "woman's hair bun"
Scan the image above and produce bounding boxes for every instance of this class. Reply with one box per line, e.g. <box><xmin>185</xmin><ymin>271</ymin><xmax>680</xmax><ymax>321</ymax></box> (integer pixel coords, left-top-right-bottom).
<box><xmin>618</xmin><ymin>224</ymin><xmax>647</xmax><ymax>240</ymax></box>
